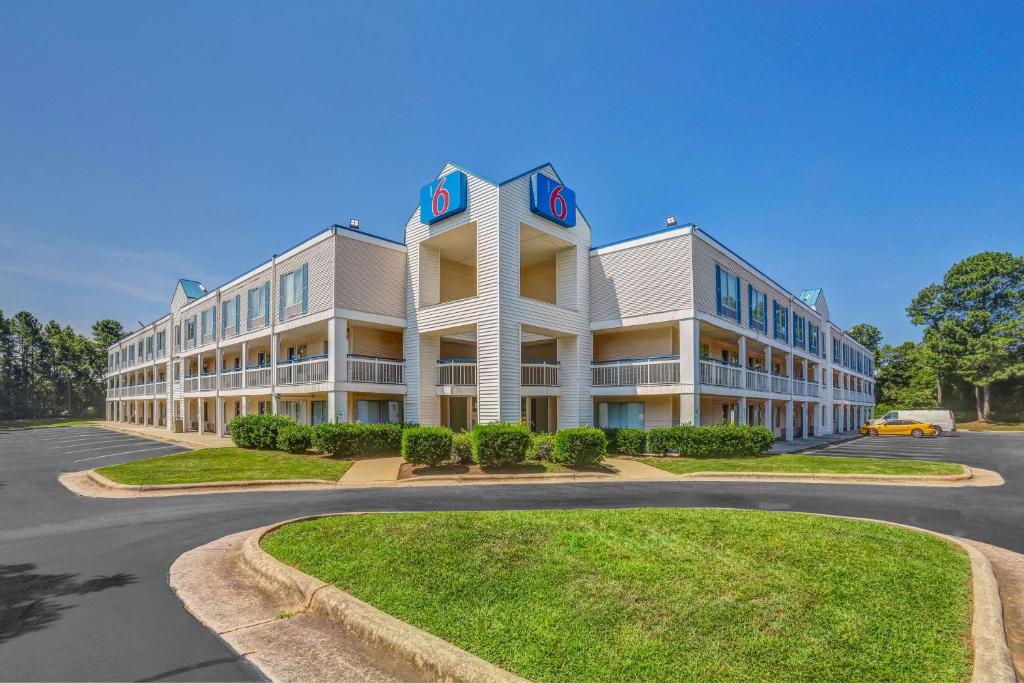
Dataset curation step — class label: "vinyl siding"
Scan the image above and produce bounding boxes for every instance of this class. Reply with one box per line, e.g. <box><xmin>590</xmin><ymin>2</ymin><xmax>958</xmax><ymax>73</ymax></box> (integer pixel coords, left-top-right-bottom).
<box><xmin>589</xmin><ymin>233</ymin><xmax>693</xmax><ymax>321</ymax></box>
<box><xmin>276</xmin><ymin>233</ymin><xmax>334</xmax><ymax>323</ymax></box>
<box><xmin>593</xmin><ymin>327</ymin><xmax>675</xmax><ymax>362</ymax></box>
<box><xmin>335</xmin><ymin>233</ymin><xmax>406</xmax><ymax>318</ymax></box>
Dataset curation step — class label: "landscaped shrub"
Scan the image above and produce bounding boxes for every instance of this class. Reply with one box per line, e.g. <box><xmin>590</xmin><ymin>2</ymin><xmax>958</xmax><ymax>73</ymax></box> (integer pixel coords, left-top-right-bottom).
<box><xmin>528</xmin><ymin>433</ymin><xmax>556</xmax><ymax>461</ymax></box>
<box><xmin>229</xmin><ymin>413</ymin><xmax>295</xmax><ymax>450</ymax></box>
<box><xmin>647</xmin><ymin>427</ymin><xmax>676</xmax><ymax>455</ymax></box>
<box><xmin>472</xmin><ymin>422</ymin><xmax>532</xmax><ymax>466</ymax></box>
<box><xmin>311</xmin><ymin>422</ymin><xmax>368</xmax><ymax>458</ymax></box>
<box><xmin>644</xmin><ymin>424</ymin><xmax>776</xmax><ymax>458</ymax></box>
<box><xmin>402</xmin><ymin>426</ymin><xmax>454</xmax><ymax>466</ymax></box>
<box><xmin>600</xmin><ymin>428</ymin><xmax>620</xmax><ymax>454</ymax></box>
<box><xmin>276</xmin><ymin>423</ymin><xmax>313</xmax><ymax>454</ymax></box>
<box><xmin>553</xmin><ymin>427</ymin><xmax>607</xmax><ymax>466</ymax></box>
<box><xmin>451</xmin><ymin>432</ymin><xmax>473</xmax><ymax>464</ymax></box>
<box><xmin>615</xmin><ymin>427</ymin><xmax>648</xmax><ymax>455</ymax></box>
<box><xmin>362</xmin><ymin>423</ymin><xmax>404</xmax><ymax>454</ymax></box>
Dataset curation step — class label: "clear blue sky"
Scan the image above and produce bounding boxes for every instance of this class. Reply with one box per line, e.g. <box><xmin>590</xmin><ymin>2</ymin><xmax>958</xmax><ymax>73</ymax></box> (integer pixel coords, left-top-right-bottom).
<box><xmin>1</xmin><ymin>1</ymin><xmax>1021</xmax><ymax>344</ymax></box>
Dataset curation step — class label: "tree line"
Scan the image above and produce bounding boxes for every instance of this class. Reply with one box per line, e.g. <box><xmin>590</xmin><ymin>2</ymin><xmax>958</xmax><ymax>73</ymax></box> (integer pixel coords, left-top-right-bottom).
<box><xmin>0</xmin><ymin>311</ymin><xmax>125</xmax><ymax>420</ymax></box>
<box><xmin>848</xmin><ymin>251</ymin><xmax>1024</xmax><ymax>422</ymax></box>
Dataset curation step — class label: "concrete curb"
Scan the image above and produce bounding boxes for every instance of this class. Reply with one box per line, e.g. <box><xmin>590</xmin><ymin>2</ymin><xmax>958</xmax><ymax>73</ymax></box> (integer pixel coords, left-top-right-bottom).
<box><xmin>241</xmin><ymin>515</ymin><xmax>529</xmax><ymax>683</ymax></box>
<box><xmin>235</xmin><ymin>512</ymin><xmax>1016</xmax><ymax>683</ymax></box>
<box><xmin>85</xmin><ymin>468</ymin><xmax>338</xmax><ymax>493</ymax></box>
<box><xmin>675</xmin><ymin>465</ymin><xmax>974</xmax><ymax>484</ymax></box>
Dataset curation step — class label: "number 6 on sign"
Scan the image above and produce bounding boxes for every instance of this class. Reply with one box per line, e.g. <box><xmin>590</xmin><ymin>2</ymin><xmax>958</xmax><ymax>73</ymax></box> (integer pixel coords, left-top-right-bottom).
<box><xmin>530</xmin><ymin>173</ymin><xmax>576</xmax><ymax>228</ymax></box>
<box><xmin>420</xmin><ymin>171</ymin><xmax>468</xmax><ymax>225</ymax></box>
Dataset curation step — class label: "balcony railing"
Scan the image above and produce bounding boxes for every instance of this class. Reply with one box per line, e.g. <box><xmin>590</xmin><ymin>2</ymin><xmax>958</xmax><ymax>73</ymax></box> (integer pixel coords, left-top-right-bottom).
<box><xmin>793</xmin><ymin>379</ymin><xmax>807</xmax><ymax>396</ymax></box>
<box><xmin>143</xmin><ymin>382</ymin><xmax>155</xmax><ymax>396</ymax></box>
<box><xmin>833</xmin><ymin>387</ymin><xmax>842</xmax><ymax>400</ymax></box>
<box><xmin>199</xmin><ymin>373</ymin><xmax>217</xmax><ymax>391</ymax></box>
<box><xmin>437</xmin><ymin>359</ymin><xmax>477</xmax><ymax>386</ymax></box>
<box><xmin>220</xmin><ymin>369</ymin><xmax>243</xmax><ymax>390</ymax></box>
<box><xmin>592</xmin><ymin>356</ymin><xmax>679</xmax><ymax>387</ymax></box>
<box><xmin>347</xmin><ymin>354</ymin><xmax>405</xmax><ymax>385</ymax></box>
<box><xmin>154</xmin><ymin>380</ymin><xmax>167</xmax><ymax>395</ymax></box>
<box><xmin>246</xmin><ymin>365</ymin><xmax>272</xmax><ymax>387</ymax></box>
<box><xmin>699</xmin><ymin>358</ymin><xmax>743</xmax><ymax>389</ymax></box>
<box><xmin>277</xmin><ymin>355</ymin><xmax>329</xmax><ymax>386</ymax></box>
<box><xmin>771</xmin><ymin>374</ymin><xmax>790</xmax><ymax>394</ymax></box>
<box><xmin>184</xmin><ymin>376</ymin><xmax>199</xmax><ymax>393</ymax></box>
<box><xmin>807</xmin><ymin>382</ymin><xmax>820</xmax><ymax>398</ymax></box>
<box><xmin>201</xmin><ymin>332</ymin><xmax>216</xmax><ymax>345</ymax></box>
<box><xmin>522</xmin><ymin>361</ymin><xmax>559</xmax><ymax>387</ymax></box>
<box><xmin>745</xmin><ymin>368</ymin><xmax>768</xmax><ymax>392</ymax></box>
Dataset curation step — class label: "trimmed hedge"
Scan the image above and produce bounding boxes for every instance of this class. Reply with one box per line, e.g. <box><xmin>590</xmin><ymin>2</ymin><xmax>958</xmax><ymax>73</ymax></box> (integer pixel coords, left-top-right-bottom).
<box><xmin>229</xmin><ymin>414</ymin><xmax>295</xmax><ymax>450</ymax></box>
<box><xmin>615</xmin><ymin>427</ymin><xmax>648</xmax><ymax>455</ymax></box>
<box><xmin>646</xmin><ymin>424</ymin><xmax>775</xmax><ymax>457</ymax></box>
<box><xmin>363</xmin><ymin>423</ymin><xmax>405</xmax><ymax>454</ymax></box>
<box><xmin>472</xmin><ymin>422</ymin><xmax>532</xmax><ymax>466</ymax></box>
<box><xmin>451</xmin><ymin>432</ymin><xmax>473</xmax><ymax>464</ymax></box>
<box><xmin>312</xmin><ymin>422</ymin><xmax>368</xmax><ymax>458</ymax></box>
<box><xmin>600</xmin><ymin>428</ymin><xmax>621</xmax><ymax>454</ymax></box>
<box><xmin>553</xmin><ymin>427</ymin><xmax>607</xmax><ymax>466</ymax></box>
<box><xmin>402</xmin><ymin>427</ymin><xmax>454</xmax><ymax>466</ymax></box>
<box><xmin>528</xmin><ymin>433</ymin><xmax>556</xmax><ymax>462</ymax></box>
<box><xmin>276</xmin><ymin>423</ymin><xmax>313</xmax><ymax>454</ymax></box>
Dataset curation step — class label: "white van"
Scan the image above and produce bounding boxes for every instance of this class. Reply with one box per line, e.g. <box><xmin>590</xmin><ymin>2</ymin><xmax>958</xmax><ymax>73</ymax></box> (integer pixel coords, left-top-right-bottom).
<box><xmin>871</xmin><ymin>409</ymin><xmax>957</xmax><ymax>435</ymax></box>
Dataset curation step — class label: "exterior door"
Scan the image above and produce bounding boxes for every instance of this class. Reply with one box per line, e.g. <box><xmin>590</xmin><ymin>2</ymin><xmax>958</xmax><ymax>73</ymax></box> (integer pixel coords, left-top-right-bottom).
<box><xmin>449</xmin><ymin>397</ymin><xmax>469</xmax><ymax>433</ymax></box>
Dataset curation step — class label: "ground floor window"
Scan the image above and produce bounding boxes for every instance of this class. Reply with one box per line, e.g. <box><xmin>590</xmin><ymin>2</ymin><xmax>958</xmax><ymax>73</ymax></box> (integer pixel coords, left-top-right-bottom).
<box><xmin>311</xmin><ymin>400</ymin><xmax>328</xmax><ymax>425</ymax></box>
<box><xmin>281</xmin><ymin>400</ymin><xmax>306</xmax><ymax>424</ymax></box>
<box><xmin>356</xmin><ymin>399</ymin><xmax>403</xmax><ymax>424</ymax></box>
<box><xmin>595</xmin><ymin>402</ymin><xmax>644</xmax><ymax>429</ymax></box>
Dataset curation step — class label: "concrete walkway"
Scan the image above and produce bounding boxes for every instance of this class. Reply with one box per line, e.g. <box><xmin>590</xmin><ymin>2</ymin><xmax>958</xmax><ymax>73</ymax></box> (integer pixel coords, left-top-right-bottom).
<box><xmin>98</xmin><ymin>421</ymin><xmax>233</xmax><ymax>449</ymax></box>
<box><xmin>341</xmin><ymin>457</ymin><xmax>404</xmax><ymax>483</ymax></box>
<box><xmin>769</xmin><ymin>432</ymin><xmax>861</xmax><ymax>454</ymax></box>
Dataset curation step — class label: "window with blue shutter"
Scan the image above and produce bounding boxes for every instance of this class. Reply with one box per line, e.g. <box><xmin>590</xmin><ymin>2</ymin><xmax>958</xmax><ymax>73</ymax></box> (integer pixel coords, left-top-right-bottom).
<box><xmin>792</xmin><ymin>313</ymin><xmax>805</xmax><ymax>349</ymax></box>
<box><xmin>715</xmin><ymin>264</ymin><xmax>741</xmax><ymax>322</ymax></box>
<box><xmin>748</xmin><ymin>285</ymin><xmax>767</xmax><ymax>333</ymax></box>
<box><xmin>234</xmin><ymin>294</ymin><xmax>241</xmax><ymax>334</ymax></box>
<box><xmin>773</xmin><ymin>302</ymin><xmax>789</xmax><ymax>343</ymax></box>
<box><xmin>279</xmin><ymin>264</ymin><xmax>309</xmax><ymax>320</ymax></box>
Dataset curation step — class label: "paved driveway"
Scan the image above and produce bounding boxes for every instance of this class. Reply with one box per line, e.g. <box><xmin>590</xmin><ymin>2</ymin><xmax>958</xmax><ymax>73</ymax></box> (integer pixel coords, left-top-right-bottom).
<box><xmin>1</xmin><ymin>426</ymin><xmax>1022</xmax><ymax>681</ymax></box>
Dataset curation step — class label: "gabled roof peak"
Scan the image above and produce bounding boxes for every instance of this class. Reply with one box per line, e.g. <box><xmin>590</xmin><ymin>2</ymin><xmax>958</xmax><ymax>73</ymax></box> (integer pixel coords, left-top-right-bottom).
<box><xmin>176</xmin><ymin>279</ymin><xmax>207</xmax><ymax>301</ymax></box>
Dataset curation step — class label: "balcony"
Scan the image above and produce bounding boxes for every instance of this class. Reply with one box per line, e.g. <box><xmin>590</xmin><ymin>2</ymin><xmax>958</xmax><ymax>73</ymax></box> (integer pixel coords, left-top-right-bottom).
<box><xmin>143</xmin><ymin>382</ymin><xmax>155</xmax><ymax>396</ymax></box>
<box><xmin>220</xmin><ymin>368</ymin><xmax>243</xmax><ymax>390</ymax></box>
<box><xmin>347</xmin><ymin>354</ymin><xmax>405</xmax><ymax>385</ymax></box>
<box><xmin>592</xmin><ymin>356</ymin><xmax>679</xmax><ymax>387</ymax></box>
<box><xmin>199</xmin><ymin>373</ymin><xmax>217</xmax><ymax>391</ymax></box>
<box><xmin>699</xmin><ymin>357</ymin><xmax>743</xmax><ymax>389</ymax></box>
<box><xmin>154</xmin><ymin>380</ymin><xmax>167</xmax><ymax>395</ymax></box>
<box><xmin>833</xmin><ymin>387</ymin><xmax>842</xmax><ymax>400</ymax></box>
<box><xmin>793</xmin><ymin>379</ymin><xmax>807</xmax><ymax>396</ymax></box>
<box><xmin>201</xmin><ymin>332</ymin><xmax>216</xmax><ymax>346</ymax></box>
<box><xmin>277</xmin><ymin>355</ymin><xmax>329</xmax><ymax>386</ymax></box>
<box><xmin>771</xmin><ymin>374</ymin><xmax>790</xmax><ymax>394</ymax></box>
<box><xmin>522</xmin><ymin>361</ymin><xmax>559</xmax><ymax>387</ymax></box>
<box><xmin>184</xmin><ymin>375</ymin><xmax>199</xmax><ymax>393</ymax></box>
<box><xmin>246</xmin><ymin>365</ymin><xmax>272</xmax><ymax>388</ymax></box>
<box><xmin>744</xmin><ymin>368</ymin><xmax>768</xmax><ymax>392</ymax></box>
<box><xmin>807</xmin><ymin>382</ymin><xmax>820</xmax><ymax>398</ymax></box>
<box><xmin>437</xmin><ymin>359</ymin><xmax>477</xmax><ymax>386</ymax></box>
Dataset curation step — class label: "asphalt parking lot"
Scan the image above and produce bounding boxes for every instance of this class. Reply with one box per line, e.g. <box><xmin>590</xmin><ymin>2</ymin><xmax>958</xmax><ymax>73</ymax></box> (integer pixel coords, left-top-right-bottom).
<box><xmin>1</xmin><ymin>425</ymin><xmax>1022</xmax><ymax>681</ymax></box>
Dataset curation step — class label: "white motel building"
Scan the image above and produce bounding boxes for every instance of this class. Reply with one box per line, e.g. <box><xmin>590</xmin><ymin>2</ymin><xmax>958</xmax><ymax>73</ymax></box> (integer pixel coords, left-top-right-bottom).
<box><xmin>103</xmin><ymin>162</ymin><xmax>876</xmax><ymax>441</ymax></box>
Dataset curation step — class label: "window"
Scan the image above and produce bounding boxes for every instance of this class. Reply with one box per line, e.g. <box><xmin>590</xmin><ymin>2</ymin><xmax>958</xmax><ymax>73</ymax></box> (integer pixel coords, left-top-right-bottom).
<box><xmin>145</xmin><ymin>336</ymin><xmax>153</xmax><ymax>358</ymax></box>
<box><xmin>356</xmin><ymin>400</ymin><xmax>403</xmax><ymax>424</ymax></box>
<box><xmin>773</xmin><ymin>301</ymin><xmax>789</xmax><ymax>343</ymax></box>
<box><xmin>715</xmin><ymin>265</ymin><xmax>741</xmax><ymax>322</ymax></box>
<box><xmin>808</xmin><ymin>324</ymin><xmax>819</xmax><ymax>355</ymax></box>
<box><xmin>832</xmin><ymin>338</ymin><xmax>841</xmax><ymax>363</ymax></box>
<box><xmin>792</xmin><ymin>313</ymin><xmax>805</xmax><ymax>349</ymax></box>
<box><xmin>200</xmin><ymin>307</ymin><xmax>216</xmax><ymax>343</ymax></box>
<box><xmin>248</xmin><ymin>282</ymin><xmax>270</xmax><ymax>329</ymax></box>
<box><xmin>279</xmin><ymin>264</ymin><xmax>308</xmax><ymax>320</ymax></box>
<box><xmin>156</xmin><ymin>331</ymin><xmax>166</xmax><ymax>356</ymax></box>
<box><xmin>174</xmin><ymin>325</ymin><xmax>181</xmax><ymax>350</ymax></box>
<box><xmin>222</xmin><ymin>295</ymin><xmax>240</xmax><ymax>336</ymax></box>
<box><xmin>748</xmin><ymin>286</ymin><xmax>767</xmax><ymax>332</ymax></box>
<box><xmin>595</xmin><ymin>402</ymin><xmax>644</xmax><ymax>428</ymax></box>
<box><xmin>311</xmin><ymin>400</ymin><xmax>329</xmax><ymax>425</ymax></box>
<box><xmin>184</xmin><ymin>317</ymin><xmax>196</xmax><ymax>347</ymax></box>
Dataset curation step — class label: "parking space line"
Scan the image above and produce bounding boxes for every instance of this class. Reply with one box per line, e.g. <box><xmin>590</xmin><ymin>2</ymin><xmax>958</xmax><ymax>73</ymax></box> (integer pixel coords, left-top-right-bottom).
<box><xmin>72</xmin><ymin>446</ymin><xmax>183</xmax><ymax>463</ymax></box>
<box><xmin>62</xmin><ymin>440</ymin><xmax>161</xmax><ymax>454</ymax></box>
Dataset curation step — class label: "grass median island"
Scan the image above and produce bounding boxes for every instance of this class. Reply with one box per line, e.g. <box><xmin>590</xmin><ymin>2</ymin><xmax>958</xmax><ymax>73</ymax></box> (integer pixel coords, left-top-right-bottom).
<box><xmin>957</xmin><ymin>420</ymin><xmax>1024</xmax><ymax>432</ymax></box>
<box><xmin>0</xmin><ymin>417</ymin><xmax>95</xmax><ymax>431</ymax></box>
<box><xmin>262</xmin><ymin>508</ymin><xmax>972</xmax><ymax>682</ymax></box>
<box><xmin>97</xmin><ymin>447</ymin><xmax>351</xmax><ymax>485</ymax></box>
<box><xmin>641</xmin><ymin>453</ymin><xmax>965</xmax><ymax>477</ymax></box>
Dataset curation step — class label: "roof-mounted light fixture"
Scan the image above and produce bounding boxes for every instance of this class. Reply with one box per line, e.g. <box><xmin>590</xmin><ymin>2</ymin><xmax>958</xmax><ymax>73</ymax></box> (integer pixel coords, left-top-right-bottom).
<box><xmin>349</xmin><ymin>218</ymin><xmax>359</xmax><ymax>230</ymax></box>
<box><xmin>666</xmin><ymin>216</ymin><xmax>677</xmax><ymax>227</ymax></box>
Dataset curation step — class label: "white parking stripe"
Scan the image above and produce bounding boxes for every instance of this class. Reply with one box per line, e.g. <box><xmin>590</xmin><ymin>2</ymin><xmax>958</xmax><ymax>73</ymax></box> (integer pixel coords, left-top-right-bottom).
<box><xmin>63</xmin><ymin>440</ymin><xmax>160</xmax><ymax>454</ymax></box>
<box><xmin>72</xmin><ymin>446</ymin><xmax>183</xmax><ymax>463</ymax></box>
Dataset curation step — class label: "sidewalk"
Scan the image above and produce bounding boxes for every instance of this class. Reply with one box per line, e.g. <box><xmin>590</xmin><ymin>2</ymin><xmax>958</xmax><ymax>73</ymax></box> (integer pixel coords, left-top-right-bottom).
<box><xmin>97</xmin><ymin>421</ymin><xmax>233</xmax><ymax>449</ymax></box>
<box><xmin>769</xmin><ymin>432</ymin><xmax>861</xmax><ymax>454</ymax></box>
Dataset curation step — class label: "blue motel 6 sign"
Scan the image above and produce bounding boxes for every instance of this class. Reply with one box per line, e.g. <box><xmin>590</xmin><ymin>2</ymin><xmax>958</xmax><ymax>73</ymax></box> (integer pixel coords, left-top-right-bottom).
<box><xmin>420</xmin><ymin>171</ymin><xmax>468</xmax><ymax>224</ymax></box>
<box><xmin>530</xmin><ymin>173</ymin><xmax>576</xmax><ymax>228</ymax></box>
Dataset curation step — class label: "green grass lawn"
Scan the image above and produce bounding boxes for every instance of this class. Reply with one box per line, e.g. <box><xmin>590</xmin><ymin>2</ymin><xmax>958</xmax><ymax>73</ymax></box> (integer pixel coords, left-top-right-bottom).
<box><xmin>641</xmin><ymin>453</ymin><xmax>964</xmax><ymax>476</ymax></box>
<box><xmin>262</xmin><ymin>509</ymin><xmax>972</xmax><ymax>682</ymax></box>
<box><xmin>0</xmin><ymin>417</ymin><xmax>95</xmax><ymax>431</ymax></box>
<box><xmin>957</xmin><ymin>420</ymin><xmax>1024</xmax><ymax>432</ymax></box>
<box><xmin>97</xmin><ymin>447</ymin><xmax>352</xmax><ymax>485</ymax></box>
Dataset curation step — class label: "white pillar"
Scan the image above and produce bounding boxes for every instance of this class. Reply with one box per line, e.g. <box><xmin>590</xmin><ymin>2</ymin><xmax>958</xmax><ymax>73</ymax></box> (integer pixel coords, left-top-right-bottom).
<box><xmin>679</xmin><ymin>393</ymin><xmax>698</xmax><ymax>426</ymax></box>
<box><xmin>216</xmin><ymin>396</ymin><xmax>225</xmax><ymax>437</ymax></box>
<box><xmin>801</xmin><ymin>401</ymin><xmax>808</xmax><ymax>439</ymax></box>
<box><xmin>765</xmin><ymin>398</ymin><xmax>773</xmax><ymax>435</ymax></box>
<box><xmin>738</xmin><ymin>396</ymin><xmax>748</xmax><ymax>425</ymax></box>
<box><xmin>785</xmin><ymin>399</ymin><xmax>794</xmax><ymax>442</ymax></box>
<box><xmin>738</xmin><ymin>335</ymin><xmax>747</xmax><ymax>371</ymax></box>
<box><xmin>329</xmin><ymin>318</ymin><xmax>349</xmax><ymax>423</ymax></box>
<box><xmin>679</xmin><ymin>319</ymin><xmax>699</xmax><ymax>392</ymax></box>
<box><xmin>241</xmin><ymin>341</ymin><xmax>249</xmax><ymax>388</ymax></box>
<box><xmin>241</xmin><ymin>395</ymin><xmax>248</xmax><ymax>416</ymax></box>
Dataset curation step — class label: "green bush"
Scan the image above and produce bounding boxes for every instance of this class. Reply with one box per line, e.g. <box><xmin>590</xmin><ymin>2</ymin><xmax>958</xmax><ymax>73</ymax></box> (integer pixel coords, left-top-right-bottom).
<box><xmin>311</xmin><ymin>422</ymin><xmax>368</xmax><ymax>458</ymax></box>
<box><xmin>647</xmin><ymin>427</ymin><xmax>676</xmax><ymax>455</ymax></box>
<box><xmin>615</xmin><ymin>427</ymin><xmax>648</xmax><ymax>455</ymax></box>
<box><xmin>229</xmin><ymin>413</ymin><xmax>295</xmax><ymax>450</ymax></box>
<box><xmin>362</xmin><ymin>423</ymin><xmax>404</xmax><ymax>454</ymax></box>
<box><xmin>472</xmin><ymin>422</ymin><xmax>532</xmax><ymax>466</ymax></box>
<box><xmin>553</xmin><ymin>427</ymin><xmax>607</xmax><ymax>466</ymax></box>
<box><xmin>528</xmin><ymin>433</ymin><xmax>556</xmax><ymax>461</ymax></box>
<box><xmin>451</xmin><ymin>432</ymin><xmax>473</xmax><ymax>464</ymax></box>
<box><xmin>600</xmin><ymin>428</ymin><xmax>620</xmax><ymax>454</ymax></box>
<box><xmin>402</xmin><ymin>426</ymin><xmax>454</xmax><ymax>466</ymax></box>
<box><xmin>644</xmin><ymin>424</ymin><xmax>775</xmax><ymax>457</ymax></box>
<box><xmin>276</xmin><ymin>423</ymin><xmax>313</xmax><ymax>454</ymax></box>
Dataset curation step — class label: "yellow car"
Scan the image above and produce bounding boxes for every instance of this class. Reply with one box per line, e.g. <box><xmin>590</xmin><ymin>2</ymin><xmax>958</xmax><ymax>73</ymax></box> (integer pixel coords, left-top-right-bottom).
<box><xmin>860</xmin><ymin>419</ymin><xmax>938</xmax><ymax>438</ymax></box>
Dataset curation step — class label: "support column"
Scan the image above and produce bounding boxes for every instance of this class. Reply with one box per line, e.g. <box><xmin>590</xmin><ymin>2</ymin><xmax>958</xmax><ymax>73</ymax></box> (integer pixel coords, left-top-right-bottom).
<box><xmin>765</xmin><ymin>398</ymin><xmax>774</xmax><ymax>436</ymax></box>
<box><xmin>271</xmin><ymin>332</ymin><xmax>279</xmax><ymax>416</ymax></box>
<box><xmin>679</xmin><ymin>318</ymin><xmax>700</xmax><ymax>426</ymax></box>
<box><xmin>328</xmin><ymin>318</ymin><xmax>349</xmax><ymax>423</ymax></box>
<box><xmin>801</xmin><ymin>401</ymin><xmax>808</xmax><ymax>439</ymax></box>
<box><xmin>216</xmin><ymin>396</ymin><xmax>225</xmax><ymax>437</ymax></box>
<box><xmin>737</xmin><ymin>396</ymin><xmax>748</xmax><ymax>425</ymax></box>
<box><xmin>241</xmin><ymin>395</ymin><xmax>248</xmax><ymax>417</ymax></box>
<box><xmin>785</xmin><ymin>399</ymin><xmax>794</xmax><ymax>442</ymax></box>
<box><xmin>241</xmin><ymin>341</ymin><xmax>249</xmax><ymax>389</ymax></box>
